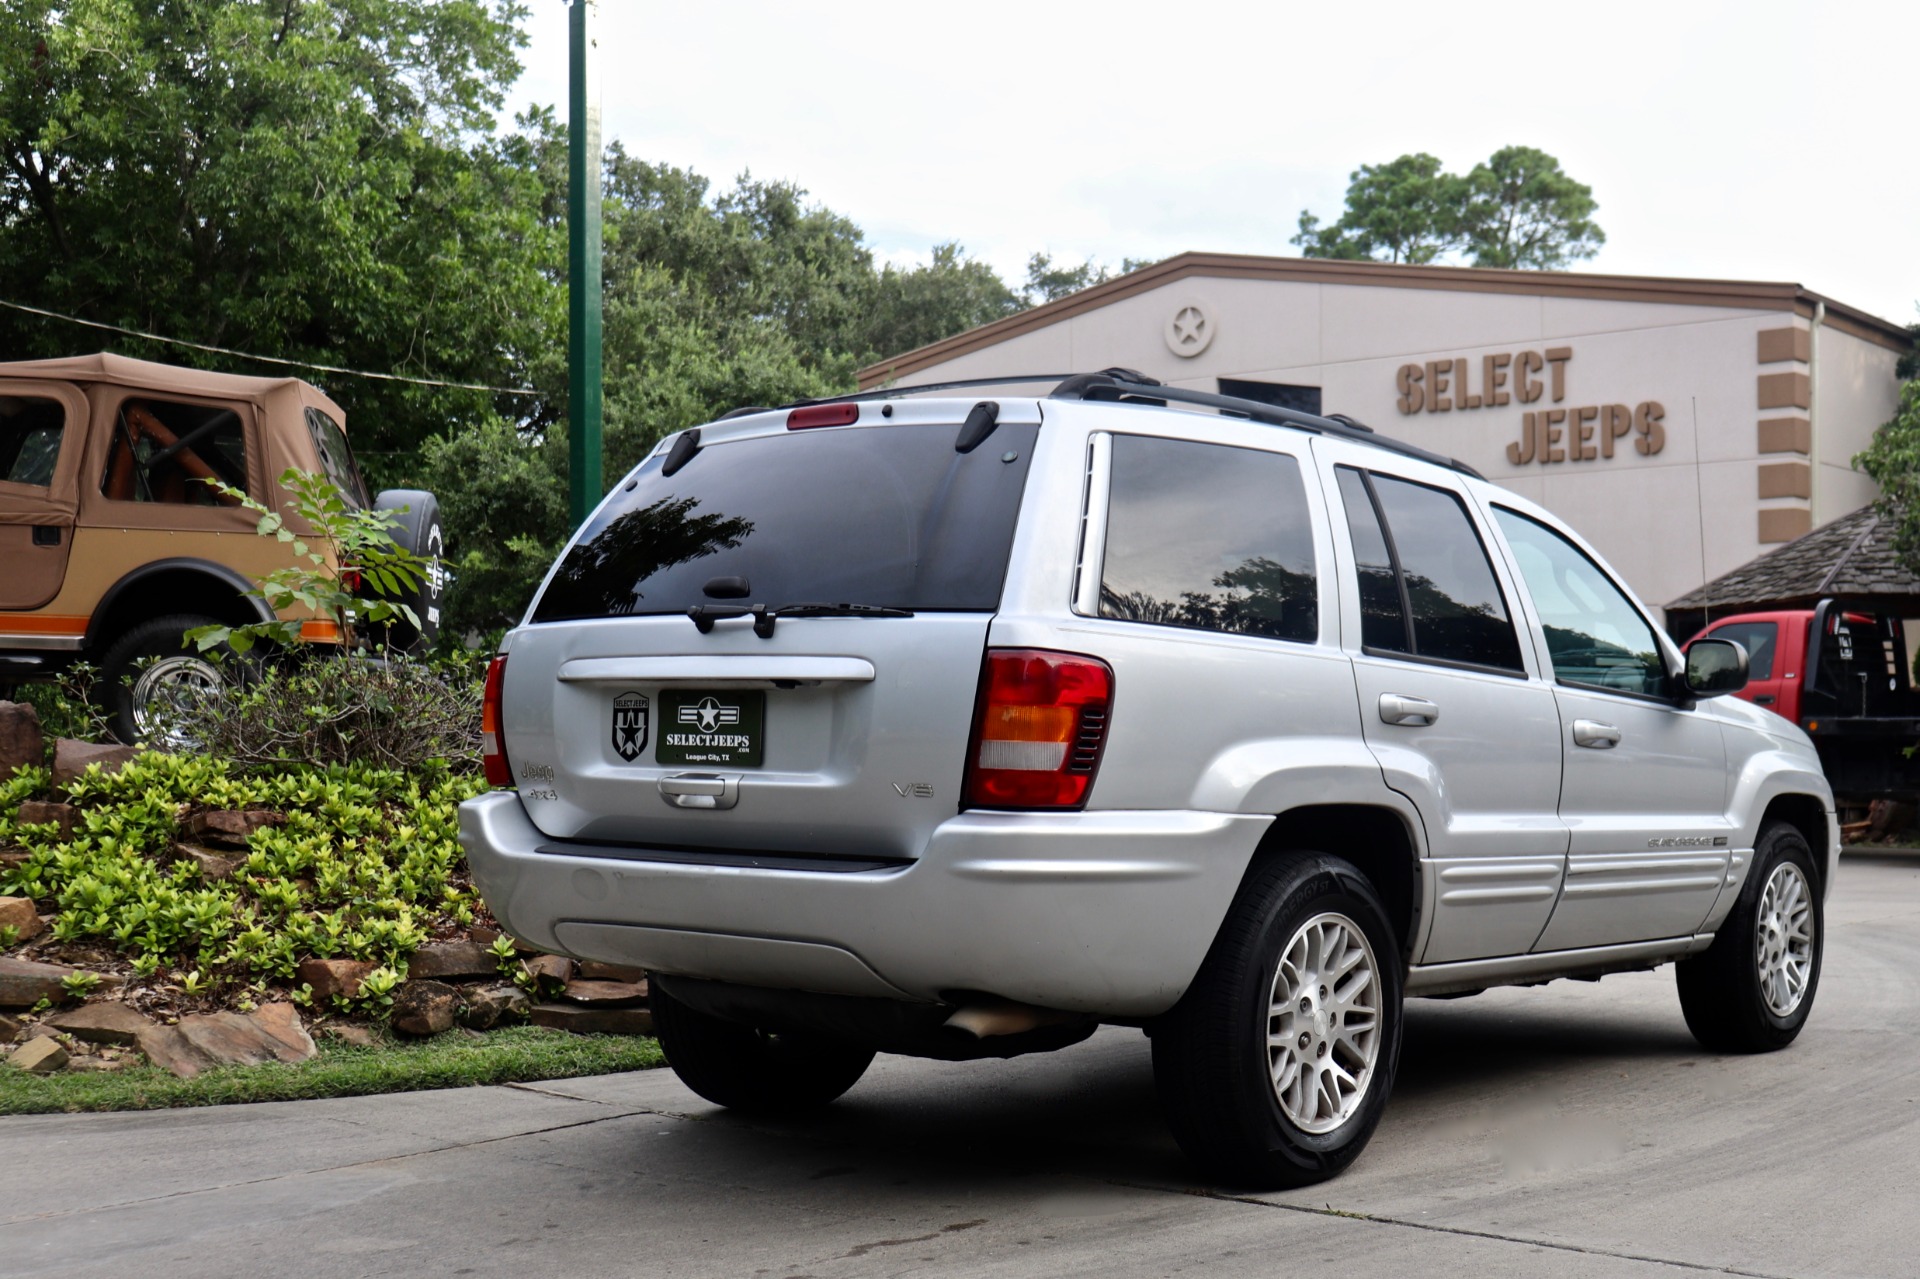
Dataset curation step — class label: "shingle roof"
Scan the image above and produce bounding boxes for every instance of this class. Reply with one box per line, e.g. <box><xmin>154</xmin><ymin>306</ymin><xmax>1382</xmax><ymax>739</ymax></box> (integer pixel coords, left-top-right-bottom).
<box><xmin>1668</xmin><ymin>504</ymin><xmax>1920</xmax><ymax>612</ymax></box>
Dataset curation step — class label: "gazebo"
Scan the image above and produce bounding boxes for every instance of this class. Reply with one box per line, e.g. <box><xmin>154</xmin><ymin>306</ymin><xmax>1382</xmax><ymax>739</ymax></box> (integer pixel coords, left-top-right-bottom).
<box><xmin>1665</xmin><ymin>504</ymin><xmax>1920</xmax><ymax>640</ymax></box>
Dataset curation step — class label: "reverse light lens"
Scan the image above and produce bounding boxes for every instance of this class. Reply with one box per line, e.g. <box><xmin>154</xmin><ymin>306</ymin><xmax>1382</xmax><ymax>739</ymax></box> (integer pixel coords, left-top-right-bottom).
<box><xmin>786</xmin><ymin>403</ymin><xmax>860</xmax><ymax>430</ymax></box>
<box><xmin>963</xmin><ymin>648</ymin><xmax>1113</xmax><ymax>809</ymax></box>
<box><xmin>481</xmin><ymin>654</ymin><xmax>512</xmax><ymax>788</ymax></box>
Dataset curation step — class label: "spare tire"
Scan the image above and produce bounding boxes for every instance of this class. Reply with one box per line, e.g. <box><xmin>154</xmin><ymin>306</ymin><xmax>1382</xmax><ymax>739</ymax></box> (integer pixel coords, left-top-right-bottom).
<box><xmin>367</xmin><ymin>488</ymin><xmax>446</xmax><ymax>653</ymax></box>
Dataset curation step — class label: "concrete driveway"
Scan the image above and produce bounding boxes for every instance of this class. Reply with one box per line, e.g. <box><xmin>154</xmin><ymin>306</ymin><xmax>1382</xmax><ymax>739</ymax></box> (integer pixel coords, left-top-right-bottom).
<box><xmin>4</xmin><ymin>851</ymin><xmax>1917</xmax><ymax>1279</ymax></box>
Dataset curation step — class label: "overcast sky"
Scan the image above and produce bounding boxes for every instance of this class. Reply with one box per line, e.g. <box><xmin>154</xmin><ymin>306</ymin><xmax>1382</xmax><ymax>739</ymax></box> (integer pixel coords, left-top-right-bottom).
<box><xmin>511</xmin><ymin>0</ymin><xmax>1919</xmax><ymax>329</ymax></box>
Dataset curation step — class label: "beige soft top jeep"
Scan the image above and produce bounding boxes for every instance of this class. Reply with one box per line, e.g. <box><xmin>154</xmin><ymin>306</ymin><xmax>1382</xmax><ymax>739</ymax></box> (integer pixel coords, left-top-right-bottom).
<box><xmin>0</xmin><ymin>353</ymin><xmax>443</xmax><ymax>741</ymax></box>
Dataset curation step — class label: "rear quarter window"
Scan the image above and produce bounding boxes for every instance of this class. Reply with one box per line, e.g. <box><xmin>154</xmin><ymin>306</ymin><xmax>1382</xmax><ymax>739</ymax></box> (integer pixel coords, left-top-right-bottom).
<box><xmin>1097</xmin><ymin>434</ymin><xmax>1318</xmax><ymax>643</ymax></box>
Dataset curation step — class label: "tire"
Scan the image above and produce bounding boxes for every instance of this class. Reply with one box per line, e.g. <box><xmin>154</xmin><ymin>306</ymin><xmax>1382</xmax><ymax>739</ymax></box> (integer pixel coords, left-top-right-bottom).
<box><xmin>1152</xmin><ymin>853</ymin><xmax>1403</xmax><ymax>1187</ymax></box>
<box><xmin>97</xmin><ymin>613</ymin><xmax>238</xmax><ymax>746</ymax></box>
<box><xmin>1676</xmin><ymin>822</ymin><xmax>1823</xmax><ymax>1053</ymax></box>
<box><xmin>651</xmin><ymin>982</ymin><xmax>876</xmax><ymax>1114</ymax></box>
<box><xmin>367</xmin><ymin>489</ymin><xmax>445</xmax><ymax>653</ymax></box>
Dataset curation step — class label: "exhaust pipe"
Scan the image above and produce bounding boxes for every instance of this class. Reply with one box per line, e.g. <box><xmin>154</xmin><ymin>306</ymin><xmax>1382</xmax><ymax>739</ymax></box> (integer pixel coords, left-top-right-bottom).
<box><xmin>943</xmin><ymin>997</ymin><xmax>1088</xmax><ymax>1039</ymax></box>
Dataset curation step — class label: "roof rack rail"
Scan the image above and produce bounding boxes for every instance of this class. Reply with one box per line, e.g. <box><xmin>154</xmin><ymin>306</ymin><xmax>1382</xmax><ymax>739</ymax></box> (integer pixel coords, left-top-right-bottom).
<box><xmin>757</xmin><ymin>368</ymin><xmax>1481</xmax><ymax>480</ymax></box>
<box><xmin>1051</xmin><ymin>373</ymin><xmax>1482</xmax><ymax>479</ymax></box>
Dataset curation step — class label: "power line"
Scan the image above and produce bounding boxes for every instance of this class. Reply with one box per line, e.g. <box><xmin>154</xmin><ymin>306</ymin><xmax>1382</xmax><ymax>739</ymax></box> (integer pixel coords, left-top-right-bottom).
<box><xmin>0</xmin><ymin>296</ymin><xmax>540</xmax><ymax>397</ymax></box>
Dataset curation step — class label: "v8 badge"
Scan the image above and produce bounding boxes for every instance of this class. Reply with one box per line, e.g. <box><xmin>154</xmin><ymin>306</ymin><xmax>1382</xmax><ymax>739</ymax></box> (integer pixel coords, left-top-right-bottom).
<box><xmin>611</xmin><ymin>691</ymin><xmax>650</xmax><ymax>762</ymax></box>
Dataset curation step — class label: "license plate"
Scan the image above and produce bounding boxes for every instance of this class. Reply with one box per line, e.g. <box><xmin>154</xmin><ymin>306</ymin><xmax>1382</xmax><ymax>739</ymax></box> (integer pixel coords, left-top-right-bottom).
<box><xmin>656</xmin><ymin>689</ymin><xmax>766</xmax><ymax>768</ymax></box>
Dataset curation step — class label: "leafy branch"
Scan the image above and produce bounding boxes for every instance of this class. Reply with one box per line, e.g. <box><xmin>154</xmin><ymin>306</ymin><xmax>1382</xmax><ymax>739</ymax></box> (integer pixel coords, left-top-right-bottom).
<box><xmin>186</xmin><ymin>469</ymin><xmax>429</xmax><ymax>654</ymax></box>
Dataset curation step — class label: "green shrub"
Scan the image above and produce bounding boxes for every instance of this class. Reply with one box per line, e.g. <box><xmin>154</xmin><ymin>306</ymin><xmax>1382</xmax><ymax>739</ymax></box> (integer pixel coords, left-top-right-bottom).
<box><xmin>12</xmin><ymin>664</ymin><xmax>112</xmax><ymax>748</ymax></box>
<box><xmin>158</xmin><ymin>653</ymin><xmax>484</xmax><ymax>772</ymax></box>
<box><xmin>0</xmin><ymin>752</ymin><xmax>490</xmax><ymax>1003</ymax></box>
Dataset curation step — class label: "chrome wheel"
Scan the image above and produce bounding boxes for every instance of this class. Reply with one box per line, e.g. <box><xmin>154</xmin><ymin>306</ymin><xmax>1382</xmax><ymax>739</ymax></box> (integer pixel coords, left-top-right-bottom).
<box><xmin>1755</xmin><ymin>861</ymin><xmax>1814</xmax><ymax>1018</ymax></box>
<box><xmin>130</xmin><ymin>654</ymin><xmax>223</xmax><ymax>743</ymax></box>
<box><xmin>1267</xmin><ymin>911</ymin><xmax>1381</xmax><ymax>1134</ymax></box>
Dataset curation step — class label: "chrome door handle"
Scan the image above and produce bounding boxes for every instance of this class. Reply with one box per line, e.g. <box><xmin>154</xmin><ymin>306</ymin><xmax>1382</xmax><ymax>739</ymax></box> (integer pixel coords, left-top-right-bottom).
<box><xmin>1378</xmin><ymin>694</ymin><xmax>1440</xmax><ymax>726</ymax></box>
<box><xmin>658</xmin><ymin>773</ymin><xmax>739</xmax><ymax>810</ymax></box>
<box><xmin>1572</xmin><ymin>720</ymin><xmax>1620</xmax><ymax>749</ymax></box>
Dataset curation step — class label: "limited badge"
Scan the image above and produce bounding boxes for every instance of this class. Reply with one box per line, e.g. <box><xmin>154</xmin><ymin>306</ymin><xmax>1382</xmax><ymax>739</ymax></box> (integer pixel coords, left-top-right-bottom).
<box><xmin>611</xmin><ymin>691</ymin><xmax>650</xmax><ymax>762</ymax></box>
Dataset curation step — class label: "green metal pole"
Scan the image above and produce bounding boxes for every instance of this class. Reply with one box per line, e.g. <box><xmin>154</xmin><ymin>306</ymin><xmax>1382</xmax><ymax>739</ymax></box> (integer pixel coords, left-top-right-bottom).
<box><xmin>567</xmin><ymin>0</ymin><xmax>603</xmax><ymax>527</ymax></box>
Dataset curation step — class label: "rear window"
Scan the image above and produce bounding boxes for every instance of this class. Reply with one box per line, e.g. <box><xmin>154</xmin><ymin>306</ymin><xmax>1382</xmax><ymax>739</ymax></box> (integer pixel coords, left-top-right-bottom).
<box><xmin>530</xmin><ymin>421</ymin><xmax>1041</xmax><ymax>622</ymax></box>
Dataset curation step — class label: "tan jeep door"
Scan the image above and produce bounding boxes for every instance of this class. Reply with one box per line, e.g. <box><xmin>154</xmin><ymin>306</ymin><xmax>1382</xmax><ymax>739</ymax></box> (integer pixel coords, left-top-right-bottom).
<box><xmin>0</xmin><ymin>381</ymin><xmax>86</xmax><ymax>611</ymax></box>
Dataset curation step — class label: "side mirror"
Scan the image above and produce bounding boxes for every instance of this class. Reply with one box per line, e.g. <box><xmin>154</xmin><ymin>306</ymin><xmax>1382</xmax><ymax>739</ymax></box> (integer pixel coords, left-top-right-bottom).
<box><xmin>1684</xmin><ymin>637</ymin><xmax>1749</xmax><ymax>698</ymax></box>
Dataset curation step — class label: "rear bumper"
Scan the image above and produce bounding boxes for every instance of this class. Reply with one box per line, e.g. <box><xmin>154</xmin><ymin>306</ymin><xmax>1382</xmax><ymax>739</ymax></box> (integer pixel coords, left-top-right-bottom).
<box><xmin>459</xmin><ymin>791</ymin><xmax>1269</xmax><ymax>1018</ymax></box>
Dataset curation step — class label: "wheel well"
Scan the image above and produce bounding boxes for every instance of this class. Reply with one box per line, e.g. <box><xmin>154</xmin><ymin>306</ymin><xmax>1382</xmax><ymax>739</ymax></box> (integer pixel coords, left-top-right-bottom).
<box><xmin>87</xmin><ymin>567</ymin><xmax>266</xmax><ymax>655</ymax></box>
<box><xmin>1762</xmin><ymin>793</ymin><xmax>1829</xmax><ymax>894</ymax></box>
<box><xmin>1252</xmin><ymin>804</ymin><xmax>1420</xmax><ymax>959</ymax></box>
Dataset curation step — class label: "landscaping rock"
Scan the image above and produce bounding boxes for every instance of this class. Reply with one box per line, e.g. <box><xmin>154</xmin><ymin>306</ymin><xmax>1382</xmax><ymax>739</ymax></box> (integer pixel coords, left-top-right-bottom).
<box><xmin>576</xmin><ymin>961</ymin><xmax>647</xmax><ymax>983</ymax></box>
<box><xmin>0</xmin><ymin>701</ymin><xmax>43</xmax><ymax>776</ymax></box>
<box><xmin>45</xmin><ymin>1002</ymin><xmax>154</xmax><ymax>1047</ymax></box>
<box><xmin>530</xmin><ymin>1003</ymin><xmax>655</xmax><ymax>1036</ymax></box>
<box><xmin>559</xmin><ymin>978</ymin><xmax>649</xmax><ymax>1006</ymax></box>
<box><xmin>0</xmin><ymin>956</ymin><xmax>75</xmax><ymax>1007</ymax></box>
<box><xmin>407</xmin><ymin>940</ymin><xmax>497</xmax><ymax>981</ymax></box>
<box><xmin>24</xmin><ymin>1022</ymin><xmax>62</xmax><ymax>1041</ymax></box>
<box><xmin>390</xmin><ymin>980</ymin><xmax>459</xmax><ymax>1037</ymax></box>
<box><xmin>14</xmin><ymin>800</ymin><xmax>79</xmax><ymax>839</ymax></box>
<box><xmin>66</xmin><ymin>1056</ymin><xmax>126</xmax><ymax>1073</ymax></box>
<box><xmin>0</xmin><ymin>1012</ymin><xmax>20</xmax><ymax>1042</ymax></box>
<box><xmin>175</xmin><ymin>1010</ymin><xmax>312</xmax><ymax>1067</ymax></box>
<box><xmin>0</xmin><ymin>896</ymin><xmax>43</xmax><ymax>942</ymax></box>
<box><xmin>10</xmin><ymin>1036</ymin><xmax>66</xmax><ymax>1074</ymax></box>
<box><xmin>296</xmin><ymin>958</ymin><xmax>377</xmax><ymax>1000</ymax></box>
<box><xmin>249</xmin><ymin>1002</ymin><xmax>316</xmax><ymax>1060</ymax></box>
<box><xmin>135</xmin><ymin>1025</ymin><xmax>217</xmax><ymax>1079</ymax></box>
<box><xmin>51</xmin><ymin>739</ymin><xmax>137</xmax><ymax>788</ymax></box>
<box><xmin>174</xmin><ymin>843</ymin><xmax>246</xmax><ymax>881</ymax></box>
<box><xmin>456</xmin><ymin>983</ymin><xmax>531</xmax><ymax>1031</ymax></box>
<box><xmin>325</xmin><ymin>1024</ymin><xmax>377</xmax><ymax>1048</ymax></box>
<box><xmin>521</xmin><ymin>954</ymin><xmax>573</xmax><ymax>988</ymax></box>
<box><xmin>182</xmin><ymin>809</ymin><xmax>285</xmax><ymax>848</ymax></box>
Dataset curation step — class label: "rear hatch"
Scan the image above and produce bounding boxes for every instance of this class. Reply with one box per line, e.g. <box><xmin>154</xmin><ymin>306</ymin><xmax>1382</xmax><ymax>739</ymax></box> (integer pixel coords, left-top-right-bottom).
<box><xmin>499</xmin><ymin>399</ymin><xmax>1044</xmax><ymax>860</ymax></box>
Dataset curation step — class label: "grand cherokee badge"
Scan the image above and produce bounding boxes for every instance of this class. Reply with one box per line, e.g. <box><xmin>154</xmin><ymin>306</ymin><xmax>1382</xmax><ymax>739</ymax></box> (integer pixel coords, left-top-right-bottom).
<box><xmin>611</xmin><ymin>691</ymin><xmax>650</xmax><ymax>761</ymax></box>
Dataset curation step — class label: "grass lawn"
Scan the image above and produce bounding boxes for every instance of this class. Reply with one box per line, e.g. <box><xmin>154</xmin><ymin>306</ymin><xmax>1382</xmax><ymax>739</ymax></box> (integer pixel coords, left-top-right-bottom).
<box><xmin>0</xmin><ymin>1026</ymin><xmax>663</xmax><ymax>1116</ymax></box>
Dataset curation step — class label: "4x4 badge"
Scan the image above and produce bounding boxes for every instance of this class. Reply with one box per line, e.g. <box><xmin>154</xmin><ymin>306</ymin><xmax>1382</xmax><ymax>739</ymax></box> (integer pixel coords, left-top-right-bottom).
<box><xmin>612</xmin><ymin>692</ymin><xmax>650</xmax><ymax>761</ymax></box>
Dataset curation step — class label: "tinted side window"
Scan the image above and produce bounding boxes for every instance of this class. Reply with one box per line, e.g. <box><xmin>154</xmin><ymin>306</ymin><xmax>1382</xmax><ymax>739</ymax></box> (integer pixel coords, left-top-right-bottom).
<box><xmin>1336</xmin><ymin>468</ymin><xmax>1407</xmax><ymax>651</ymax></box>
<box><xmin>0</xmin><ymin>396</ymin><xmax>64</xmax><ymax>487</ymax></box>
<box><xmin>101</xmin><ymin>398</ymin><xmax>247</xmax><ymax>505</ymax></box>
<box><xmin>1493</xmin><ymin>508</ymin><xmax>1667</xmax><ymax>696</ymax></box>
<box><xmin>1098</xmin><ymin>435</ymin><xmax>1318</xmax><ymax>642</ymax></box>
<box><xmin>1708</xmin><ymin>620</ymin><xmax>1777</xmax><ymax>681</ymax></box>
<box><xmin>1336</xmin><ymin>467</ymin><xmax>1524</xmax><ymax>671</ymax></box>
<box><xmin>305</xmin><ymin>408</ymin><xmax>371</xmax><ymax>508</ymax></box>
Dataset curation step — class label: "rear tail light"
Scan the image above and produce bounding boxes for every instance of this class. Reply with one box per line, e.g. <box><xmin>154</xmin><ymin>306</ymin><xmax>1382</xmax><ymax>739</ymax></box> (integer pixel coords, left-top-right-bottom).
<box><xmin>963</xmin><ymin>648</ymin><xmax>1114</xmax><ymax>810</ymax></box>
<box><xmin>482</xmin><ymin>655</ymin><xmax>512</xmax><ymax>787</ymax></box>
<box><xmin>786</xmin><ymin>403</ymin><xmax>860</xmax><ymax>430</ymax></box>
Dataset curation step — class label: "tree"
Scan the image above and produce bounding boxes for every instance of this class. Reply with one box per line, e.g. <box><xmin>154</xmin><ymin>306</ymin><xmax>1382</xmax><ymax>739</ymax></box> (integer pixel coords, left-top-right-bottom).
<box><xmin>0</xmin><ymin>1</ymin><xmax>556</xmax><ymax>487</ymax></box>
<box><xmin>1294</xmin><ymin>147</ymin><xmax>1604</xmax><ymax>271</ymax></box>
<box><xmin>1461</xmin><ymin>146</ymin><xmax>1604</xmax><ymax>269</ymax></box>
<box><xmin>1855</xmin><ymin>359</ymin><xmax>1920</xmax><ymax>570</ymax></box>
<box><xmin>1292</xmin><ymin>153</ymin><xmax>1468</xmax><ymax>264</ymax></box>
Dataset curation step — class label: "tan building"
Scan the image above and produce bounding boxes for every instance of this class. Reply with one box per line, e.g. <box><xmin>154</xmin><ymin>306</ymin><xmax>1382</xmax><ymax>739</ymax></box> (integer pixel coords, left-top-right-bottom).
<box><xmin>858</xmin><ymin>254</ymin><xmax>1910</xmax><ymax>619</ymax></box>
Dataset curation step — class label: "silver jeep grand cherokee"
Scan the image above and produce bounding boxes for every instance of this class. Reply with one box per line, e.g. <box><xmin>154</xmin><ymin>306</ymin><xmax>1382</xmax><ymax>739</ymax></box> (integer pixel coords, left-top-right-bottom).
<box><xmin>461</xmin><ymin>370</ymin><xmax>1835</xmax><ymax>1186</ymax></box>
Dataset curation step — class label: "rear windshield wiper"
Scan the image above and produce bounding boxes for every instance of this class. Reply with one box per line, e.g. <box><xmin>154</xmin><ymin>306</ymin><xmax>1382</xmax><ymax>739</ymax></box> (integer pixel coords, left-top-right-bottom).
<box><xmin>687</xmin><ymin>601</ymin><xmax>913</xmax><ymax>638</ymax></box>
<box><xmin>772</xmin><ymin>602</ymin><xmax>914</xmax><ymax>619</ymax></box>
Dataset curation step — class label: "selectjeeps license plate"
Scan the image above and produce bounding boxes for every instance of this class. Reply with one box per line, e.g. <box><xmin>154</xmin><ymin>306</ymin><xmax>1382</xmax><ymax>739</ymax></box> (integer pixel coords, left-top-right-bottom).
<box><xmin>656</xmin><ymin>689</ymin><xmax>766</xmax><ymax>768</ymax></box>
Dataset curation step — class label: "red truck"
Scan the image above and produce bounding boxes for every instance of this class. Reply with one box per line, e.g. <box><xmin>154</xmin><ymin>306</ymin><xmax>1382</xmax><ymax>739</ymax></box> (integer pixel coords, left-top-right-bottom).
<box><xmin>1688</xmin><ymin>600</ymin><xmax>1920</xmax><ymax>813</ymax></box>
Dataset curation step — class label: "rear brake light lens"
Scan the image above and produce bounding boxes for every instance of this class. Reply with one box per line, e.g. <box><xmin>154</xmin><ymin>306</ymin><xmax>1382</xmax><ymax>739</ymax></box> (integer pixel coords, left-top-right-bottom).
<box><xmin>786</xmin><ymin>403</ymin><xmax>860</xmax><ymax>430</ymax></box>
<box><xmin>481</xmin><ymin>655</ymin><xmax>512</xmax><ymax>788</ymax></box>
<box><xmin>963</xmin><ymin>649</ymin><xmax>1113</xmax><ymax>809</ymax></box>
